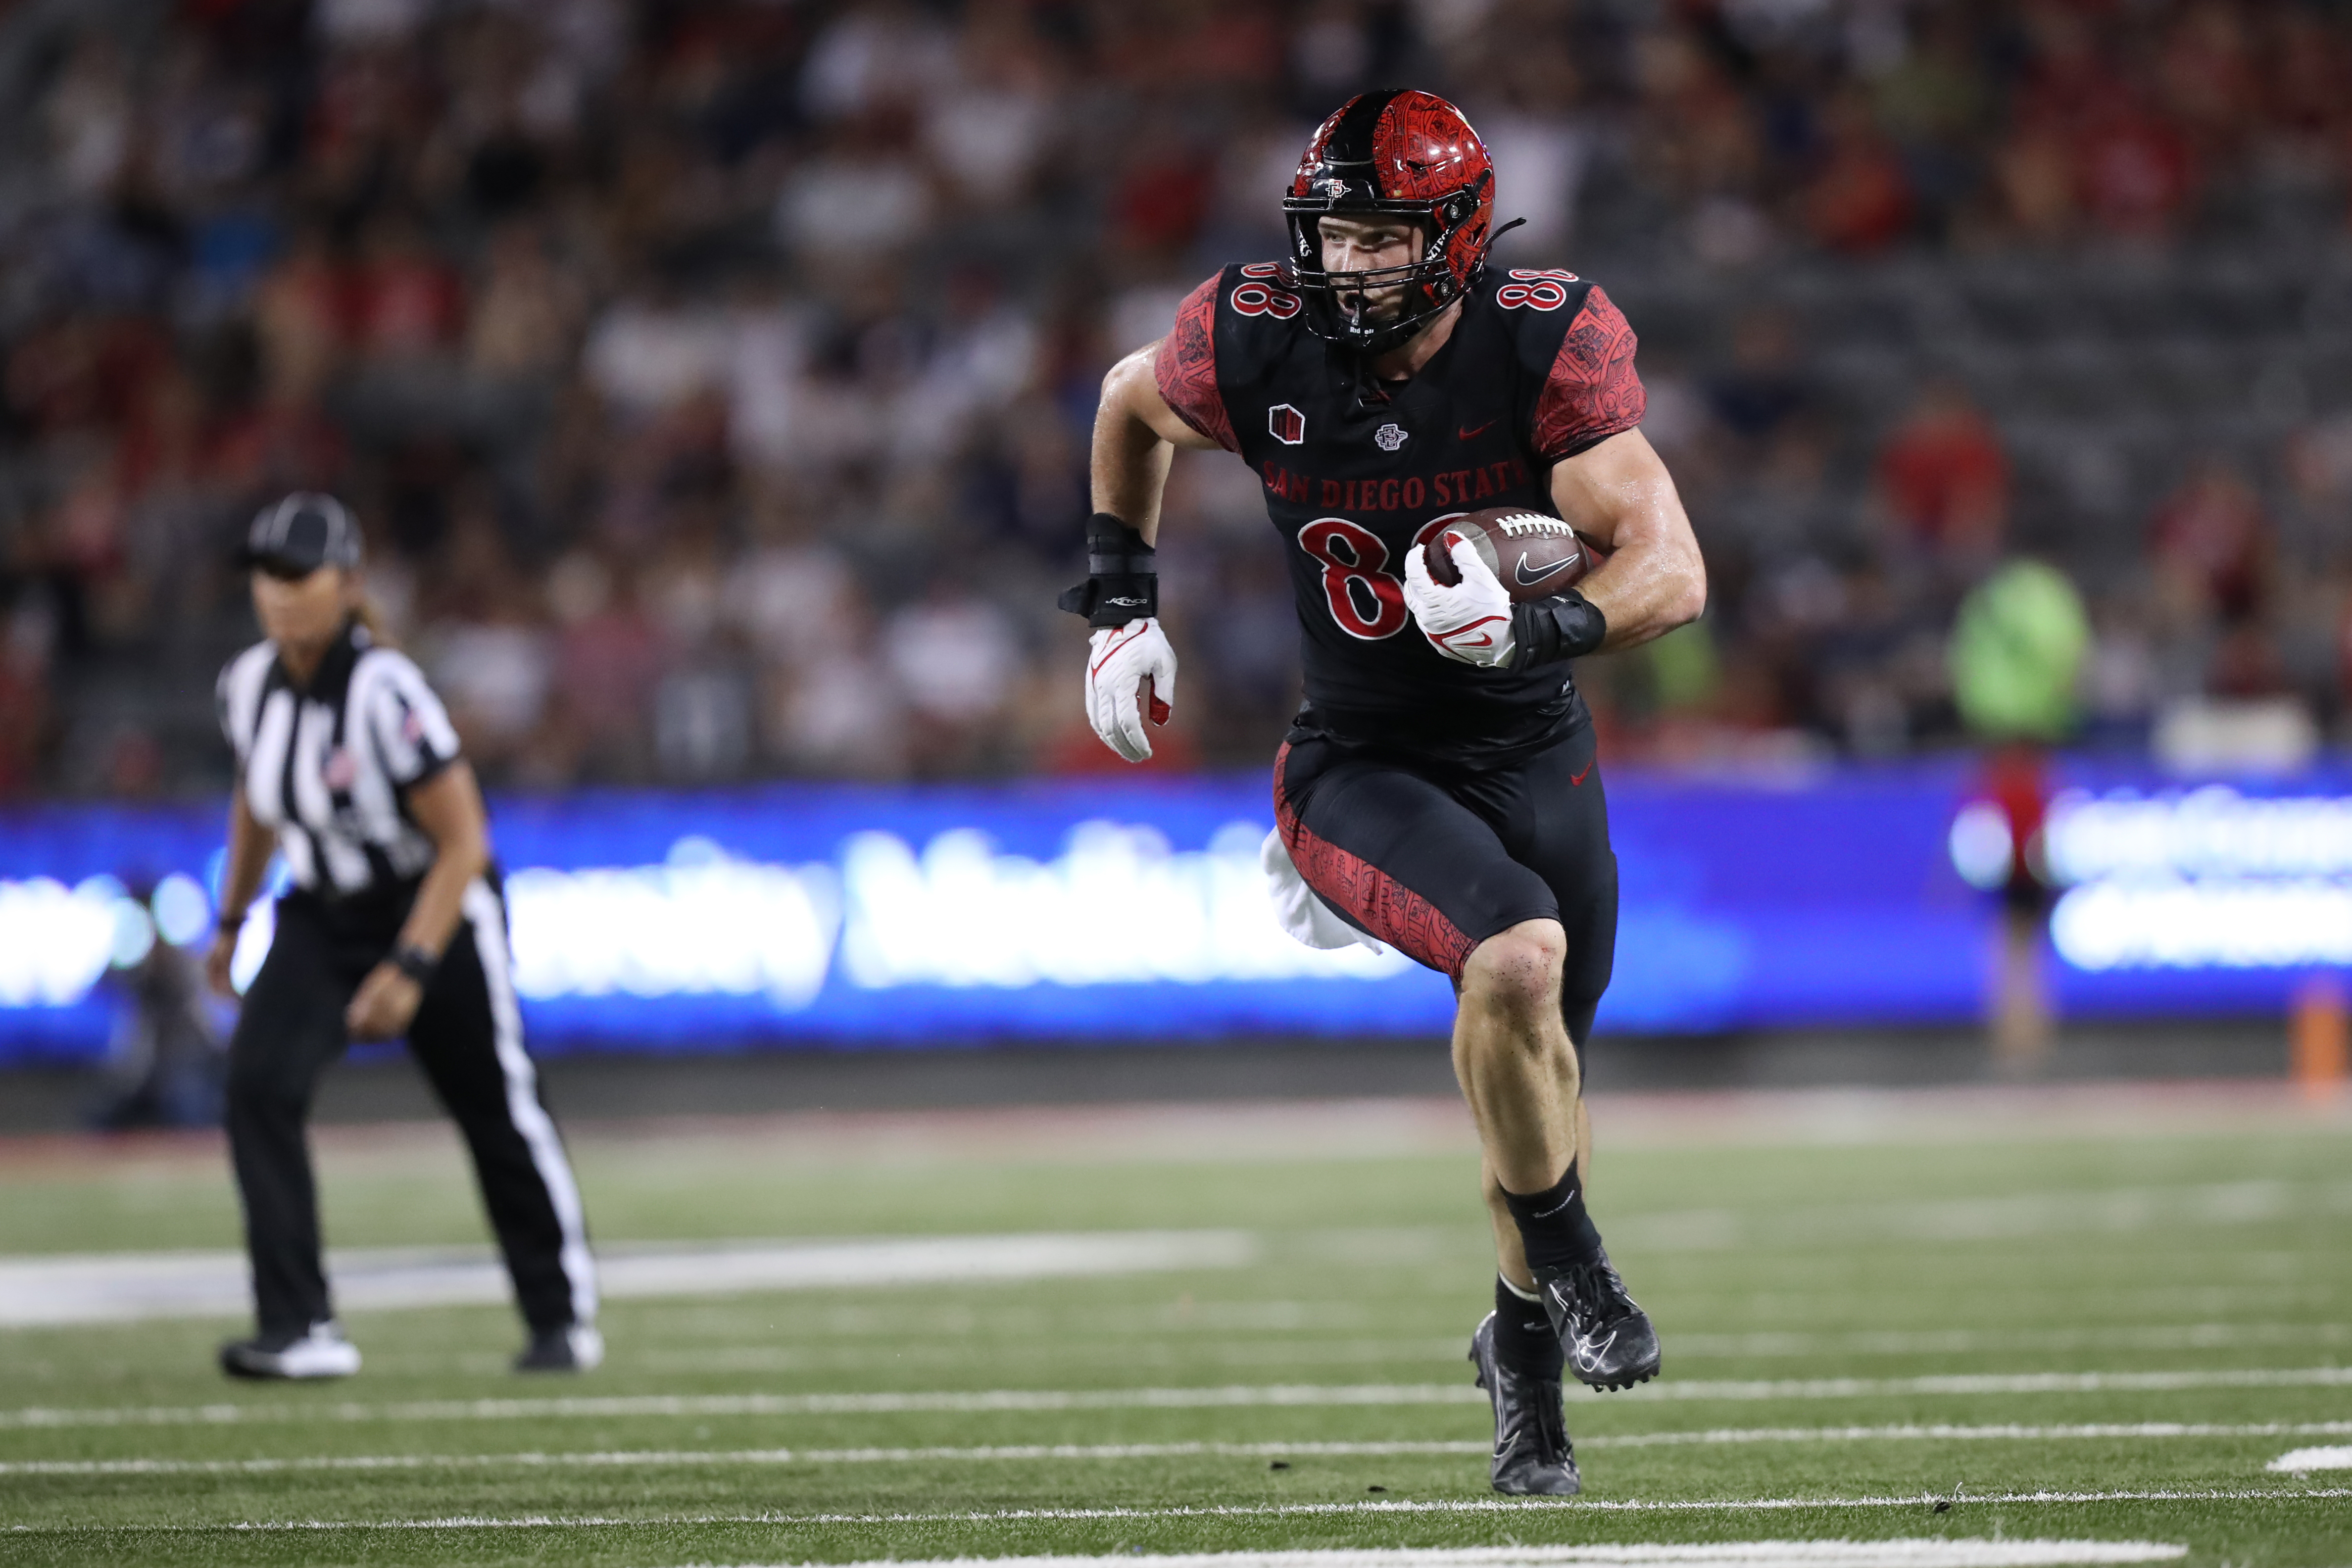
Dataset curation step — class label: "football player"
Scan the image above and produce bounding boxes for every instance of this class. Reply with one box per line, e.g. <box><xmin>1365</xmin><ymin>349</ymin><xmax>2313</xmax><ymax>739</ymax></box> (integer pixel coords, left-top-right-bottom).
<box><xmin>1063</xmin><ymin>90</ymin><xmax>1705</xmax><ymax>1495</ymax></box>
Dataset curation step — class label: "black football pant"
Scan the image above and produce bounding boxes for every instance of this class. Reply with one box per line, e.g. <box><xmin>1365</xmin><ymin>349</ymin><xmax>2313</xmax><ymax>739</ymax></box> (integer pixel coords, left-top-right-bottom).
<box><xmin>1275</xmin><ymin>721</ymin><xmax>1617</xmax><ymax>1044</ymax></box>
<box><xmin>224</xmin><ymin>881</ymin><xmax>596</xmax><ymax>1340</ymax></box>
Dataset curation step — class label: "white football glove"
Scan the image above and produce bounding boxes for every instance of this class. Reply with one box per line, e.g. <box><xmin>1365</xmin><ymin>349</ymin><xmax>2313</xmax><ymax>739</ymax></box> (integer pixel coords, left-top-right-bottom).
<box><xmin>1404</xmin><ymin>533</ymin><xmax>1517</xmax><ymax>667</ymax></box>
<box><xmin>1084</xmin><ymin>617</ymin><xmax>1176</xmax><ymax>762</ymax></box>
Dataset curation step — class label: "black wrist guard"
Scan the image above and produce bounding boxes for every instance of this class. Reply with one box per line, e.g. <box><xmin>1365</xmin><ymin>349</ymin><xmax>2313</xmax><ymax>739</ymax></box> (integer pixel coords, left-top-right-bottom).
<box><xmin>1056</xmin><ymin>513</ymin><xmax>1159</xmax><ymax>628</ymax></box>
<box><xmin>391</xmin><ymin>943</ymin><xmax>439</xmax><ymax>986</ymax></box>
<box><xmin>1512</xmin><ymin>590</ymin><xmax>1608</xmax><ymax>668</ymax></box>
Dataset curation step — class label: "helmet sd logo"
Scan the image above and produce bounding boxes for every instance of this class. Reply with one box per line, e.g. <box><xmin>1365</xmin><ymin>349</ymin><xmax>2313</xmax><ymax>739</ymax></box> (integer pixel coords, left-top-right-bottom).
<box><xmin>1319</xmin><ymin>178</ymin><xmax>1347</xmax><ymax>198</ymax></box>
<box><xmin>1374</xmin><ymin>423</ymin><xmax>1408</xmax><ymax>451</ymax></box>
<box><xmin>1269</xmin><ymin>404</ymin><xmax>1306</xmax><ymax>445</ymax></box>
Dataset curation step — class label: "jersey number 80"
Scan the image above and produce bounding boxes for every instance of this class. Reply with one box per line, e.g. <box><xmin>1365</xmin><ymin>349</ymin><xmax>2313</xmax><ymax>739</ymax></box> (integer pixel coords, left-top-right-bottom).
<box><xmin>1297</xmin><ymin>515</ymin><xmax>1465</xmax><ymax>640</ymax></box>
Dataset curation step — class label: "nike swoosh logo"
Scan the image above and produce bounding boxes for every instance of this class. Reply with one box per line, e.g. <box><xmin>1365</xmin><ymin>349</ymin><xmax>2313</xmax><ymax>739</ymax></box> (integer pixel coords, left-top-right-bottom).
<box><xmin>1569</xmin><ymin>764</ymin><xmax>1593</xmax><ymax>786</ymax></box>
<box><xmin>1515</xmin><ymin>555</ymin><xmax>1574</xmax><ymax>586</ymax></box>
<box><xmin>1436</xmin><ymin>615</ymin><xmax>1510</xmax><ymax>651</ymax></box>
<box><xmin>1088</xmin><ymin>623</ymin><xmax>1148</xmax><ymax>677</ymax></box>
<box><xmin>1571</xmin><ymin>1327</ymin><xmax>1617</xmax><ymax>1371</ymax></box>
<box><xmin>1458</xmin><ymin>420</ymin><xmax>1497</xmax><ymax>441</ymax></box>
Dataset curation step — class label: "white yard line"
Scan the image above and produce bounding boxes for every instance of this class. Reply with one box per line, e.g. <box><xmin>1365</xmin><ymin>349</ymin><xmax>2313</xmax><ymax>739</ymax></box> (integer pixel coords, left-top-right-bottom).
<box><xmin>0</xmin><ymin>1441</ymin><xmax>1480</xmax><ymax>1476</ymax></box>
<box><xmin>10</xmin><ymin>1366</ymin><xmax>2352</xmax><ymax>1430</ymax></box>
<box><xmin>607</xmin><ymin>1323</ymin><xmax>2352</xmax><ymax>1376</ymax></box>
<box><xmin>9</xmin><ymin>1422</ymin><xmax>2352</xmax><ymax>1478</ymax></box>
<box><xmin>9</xmin><ymin>1488</ymin><xmax>2348</xmax><ymax>1532</ymax></box>
<box><xmin>0</xmin><ymin>1232</ymin><xmax>1256</xmax><ymax>1329</ymax></box>
<box><xmin>1598</xmin><ymin>1421</ymin><xmax>2352</xmax><ymax>1448</ymax></box>
<box><xmin>1668</xmin><ymin>1323</ymin><xmax>2352</xmax><ymax>1359</ymax></box>
<box><xmin>708</xmin><ymin>1546</ymin><xmax>2187</xmax><ymax>1568</ymax></box>
<box><xmin>1609</xmin><ymin>1180</ymin><xmax>2352</xmax><ymax>1254</ymax></box>
<box><xmin>2267</xmin><ymin>1445</ymin><xmax>2352</xmax><ymax>1472</ymax></box>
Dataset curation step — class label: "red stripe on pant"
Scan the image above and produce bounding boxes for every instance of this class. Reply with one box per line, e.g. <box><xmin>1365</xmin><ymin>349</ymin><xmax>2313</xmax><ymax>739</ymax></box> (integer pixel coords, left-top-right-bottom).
<box><xmin>1272</xmin><ymin>742</ymin><xmax>1478</xmax><ymax>978</ymax></box>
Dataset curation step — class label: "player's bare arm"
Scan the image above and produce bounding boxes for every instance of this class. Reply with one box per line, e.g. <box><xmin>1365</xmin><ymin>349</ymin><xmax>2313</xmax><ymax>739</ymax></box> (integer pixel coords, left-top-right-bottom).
<box><xmin>1064</xmin><ymin>345</ymin><xmax>1210</xmax><ymax>762</ymax></box>
<box><xmin>1089</xmin><ymin>342</ymin><xmax>1216</xmax><ymax>542</ymax></box>
<box><xmin>1548</xmin><ymin>427</ymin><xmax>1706</xmax><ymax>651</ymax></box>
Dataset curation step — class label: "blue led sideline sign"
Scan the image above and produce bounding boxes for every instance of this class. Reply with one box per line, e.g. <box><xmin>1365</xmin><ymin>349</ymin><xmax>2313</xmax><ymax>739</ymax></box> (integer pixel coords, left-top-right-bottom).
<box><xmin>3</xmin><ymin>766</ymin><xmax>2347</xmax><ymax>1063</ymax></box>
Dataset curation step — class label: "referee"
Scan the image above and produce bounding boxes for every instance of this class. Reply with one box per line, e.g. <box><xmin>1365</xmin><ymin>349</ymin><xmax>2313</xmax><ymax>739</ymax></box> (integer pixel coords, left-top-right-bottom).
<box><xmin>202</xmin><ymin>493</ymin><xmax>599</xmax><ymax>1378</ymax></box>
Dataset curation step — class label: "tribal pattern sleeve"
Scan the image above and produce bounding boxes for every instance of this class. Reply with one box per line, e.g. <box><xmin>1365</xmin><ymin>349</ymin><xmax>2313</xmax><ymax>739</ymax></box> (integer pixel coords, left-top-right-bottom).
<box><xmin>1154</xmin><ymin>273</ymin><xmax>1238</xmax><ymax>452</ymax></box>
<box><xmin>1530</xmin><ymin>285</ymin><xmax>1646</xmax><ymax>464</ymax></box>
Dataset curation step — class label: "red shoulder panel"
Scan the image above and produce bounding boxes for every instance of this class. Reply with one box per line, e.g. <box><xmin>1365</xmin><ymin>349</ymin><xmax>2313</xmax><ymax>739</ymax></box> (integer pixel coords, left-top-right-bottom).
<box><xmin>1155</xmin><ymin>273</ymin><xmax>1237</xmax><ymax>453</ymax></box>
<box><xmin>1530</xmin><ymin>285</ymin><xmax>1646</xmax><ymax>463</ymax></box>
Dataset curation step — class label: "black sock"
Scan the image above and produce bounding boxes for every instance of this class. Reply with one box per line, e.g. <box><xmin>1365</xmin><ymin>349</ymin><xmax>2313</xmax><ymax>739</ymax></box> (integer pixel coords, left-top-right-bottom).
<box><xmin>1500</xmin><ymin>1163</ymin><xmax>1604</xmax><ymax>1274</ymax></box>
<box><xmin>1492</xmin><ymin>1275</ymin><xmax>1564</xmax><ymax>1377</ymax></box>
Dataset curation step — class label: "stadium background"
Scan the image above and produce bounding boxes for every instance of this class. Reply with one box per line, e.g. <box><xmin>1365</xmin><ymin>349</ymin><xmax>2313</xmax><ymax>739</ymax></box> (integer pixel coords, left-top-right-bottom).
<box><xmin>2</xmin><ymin>0</ymin><xmax>2351</xmax><ymax>1072</ymax></box>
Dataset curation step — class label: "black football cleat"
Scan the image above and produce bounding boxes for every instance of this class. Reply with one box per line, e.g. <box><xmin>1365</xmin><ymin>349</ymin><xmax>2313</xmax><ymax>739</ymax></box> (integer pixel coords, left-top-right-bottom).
<box><xmin>1468</xmin><ymin>1311</ymin><xmax>1580</xmax><ymax>1496</ymax></box>
<box><xmin>1535</xmin><ymin>1248</ymin><xmax>1661</xmax><ymax>1391</ymax></box>
<box><xmin>514</xmin><ymin>1323</ymin><xmax>604</xmax><ymax>1373</ymax></box>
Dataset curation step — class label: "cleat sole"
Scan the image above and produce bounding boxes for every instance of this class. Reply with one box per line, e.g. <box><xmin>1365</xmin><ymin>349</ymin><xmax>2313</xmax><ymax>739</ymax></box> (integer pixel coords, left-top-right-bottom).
<box><xmin>1577</xmin><ymin>1362</ymin><xmax>1661</xmax><ymax>1394</ymax></box>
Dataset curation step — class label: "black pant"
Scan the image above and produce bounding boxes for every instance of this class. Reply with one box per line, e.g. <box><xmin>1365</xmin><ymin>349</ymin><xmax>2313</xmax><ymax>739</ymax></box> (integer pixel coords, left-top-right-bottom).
<box><xmin>1275</xmin><ymin>721</ymin><xmax>1618</xmax><ymax>1043</ymax></box>
<box><xmin>224</xmin><ymin>880</ymin><xmax>595</xmax><ymax>1339</ymax></box>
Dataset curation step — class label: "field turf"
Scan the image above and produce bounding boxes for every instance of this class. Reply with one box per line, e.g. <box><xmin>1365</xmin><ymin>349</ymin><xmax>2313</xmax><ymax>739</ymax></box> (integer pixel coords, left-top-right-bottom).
<box><xmin>1</xmin><ymin>1081</ymin><xmax>2348</xmax><ymax>1567</ymax></box>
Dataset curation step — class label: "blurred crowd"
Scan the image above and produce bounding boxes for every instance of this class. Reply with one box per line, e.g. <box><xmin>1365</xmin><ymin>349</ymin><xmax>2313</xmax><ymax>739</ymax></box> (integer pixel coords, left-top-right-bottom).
<box><xmin>3</xmin><ymin>0</ymin><xmax>2351</xmax><ymax>798</ymax></box>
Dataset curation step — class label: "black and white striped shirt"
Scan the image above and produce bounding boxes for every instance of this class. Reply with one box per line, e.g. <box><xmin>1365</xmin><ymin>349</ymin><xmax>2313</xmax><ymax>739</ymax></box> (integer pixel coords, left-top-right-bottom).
<box><xmin>217</xmin><ymin>624</ymin><xmax>463</xmax><ymax>898</ymax></box>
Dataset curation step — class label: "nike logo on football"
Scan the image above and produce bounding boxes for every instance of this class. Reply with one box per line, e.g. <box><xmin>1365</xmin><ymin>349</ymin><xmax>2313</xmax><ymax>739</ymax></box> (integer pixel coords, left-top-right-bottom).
<box><xmin>1458</xmin><ymin>420</ymin><xmax>1497</xmax><ymax>441</ymax></box>
<box><xmin>1514</xmin><ymin>555</ymin><xmax>1574</xmax><ymax>586</ymax></box>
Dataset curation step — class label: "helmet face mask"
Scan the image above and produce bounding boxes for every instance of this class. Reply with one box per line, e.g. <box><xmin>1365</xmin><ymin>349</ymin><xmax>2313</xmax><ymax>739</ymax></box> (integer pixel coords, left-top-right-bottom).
<box><xmin>1281</xmin><ymin>89</ymin><xmax>1497</xmax><ymax>356</ymax></box>
<box><xmin>1309</xmin><ymin>214</ymin><xmax>1429</xmax><ymax>331</ymax></box>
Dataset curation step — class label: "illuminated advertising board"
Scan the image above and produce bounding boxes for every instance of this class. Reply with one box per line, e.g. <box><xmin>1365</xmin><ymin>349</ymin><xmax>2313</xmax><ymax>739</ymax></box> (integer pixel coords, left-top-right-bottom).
<box><xmin>2</xmin><ymin>766</ymin><xmax>2344</xmax><ymax>1062</ymax></box>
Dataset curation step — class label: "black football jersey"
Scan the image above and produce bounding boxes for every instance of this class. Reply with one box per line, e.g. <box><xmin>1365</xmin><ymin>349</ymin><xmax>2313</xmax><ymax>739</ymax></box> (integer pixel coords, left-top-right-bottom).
<box><xmin>1157</xmin><ymin>263</ymin><xmax>1646</xmax><ymax>763</ymax></box>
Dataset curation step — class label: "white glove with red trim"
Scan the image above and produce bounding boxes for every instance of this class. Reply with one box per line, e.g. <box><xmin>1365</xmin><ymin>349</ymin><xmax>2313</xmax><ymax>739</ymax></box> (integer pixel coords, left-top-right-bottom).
<box><xmin>1404</xmin><ymin>533</ymin><xmax>1517</xmax><ymax>667</ymax></box>
<box><xmin>1085</xmin><ymin>618</ymin><xmax>1176</xmax><ymax>762</ymax></box>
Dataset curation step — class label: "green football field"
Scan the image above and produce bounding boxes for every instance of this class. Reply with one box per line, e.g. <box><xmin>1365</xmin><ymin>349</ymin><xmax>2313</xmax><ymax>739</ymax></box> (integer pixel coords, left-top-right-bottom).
<box><xmin>2</xmin><ymin>1081</ymin><xmax>2348</xmax><ymax>1568</ymax></box>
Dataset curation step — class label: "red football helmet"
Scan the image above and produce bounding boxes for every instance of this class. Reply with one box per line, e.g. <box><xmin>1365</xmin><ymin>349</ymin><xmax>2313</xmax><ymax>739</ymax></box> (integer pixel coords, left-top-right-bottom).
<box><xmin>1281</xmin><ymin>89</ymin><xmax>1498</xmax><ymax>353</ymax></box>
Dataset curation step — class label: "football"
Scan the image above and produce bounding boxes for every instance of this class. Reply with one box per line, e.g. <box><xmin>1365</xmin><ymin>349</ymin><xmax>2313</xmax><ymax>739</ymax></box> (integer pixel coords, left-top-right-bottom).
<box><xmin>1421</xmin><ymin>507</ymin><xmax>1593</xmax><ymax>601</ymax></box>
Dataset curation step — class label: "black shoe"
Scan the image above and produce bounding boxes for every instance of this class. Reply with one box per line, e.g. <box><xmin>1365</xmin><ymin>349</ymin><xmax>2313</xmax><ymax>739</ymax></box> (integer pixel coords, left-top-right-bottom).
<box><xmin>219</xmin><ymin>1321</ymin><xmax>361</xmax><ymax>1380</ymax></box>
<box><xmin>1468</xmin><ymin>1312</ymin><xmax>1580</xmax><ymax>1496</ymax></box>
<box><xmin>514</xmin><ymin>1323</ymin><xmax>604</xmax><ymax>1372</ymax></box>
<box><xmin>1535</xmin><ymin>1248</ymin><xmax>1661</xmax><ymax>1391</ymax></box>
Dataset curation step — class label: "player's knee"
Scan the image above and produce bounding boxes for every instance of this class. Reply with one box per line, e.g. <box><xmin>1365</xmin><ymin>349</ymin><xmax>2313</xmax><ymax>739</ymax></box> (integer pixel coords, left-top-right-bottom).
<box><xmin>1462</xmin><ymin>921</ymin><xmax>1566</xmax><ymax>1018</ymax></box>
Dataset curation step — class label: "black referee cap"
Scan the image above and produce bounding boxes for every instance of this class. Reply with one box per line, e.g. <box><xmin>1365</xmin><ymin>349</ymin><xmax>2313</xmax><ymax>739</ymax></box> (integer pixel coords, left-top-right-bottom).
<box><xmin>237</xmin><ymin>492</ymin><xmax>364</xmax><ymax>577</ymax></box>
